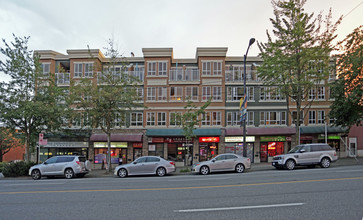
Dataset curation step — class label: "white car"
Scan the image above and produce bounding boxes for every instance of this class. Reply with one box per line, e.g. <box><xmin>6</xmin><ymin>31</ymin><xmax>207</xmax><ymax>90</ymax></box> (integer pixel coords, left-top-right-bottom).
<box><xmin>192</xmin><ymin>153</ymin><xmax>251</xmax><ymax>175</ymax></box>
<box><xmin>29</xmin><ymin>156</ymin><xmax>90</xmax><ymax>180</ymax></box>
<box><xmin>114</xmin><ymin>156</ymin><xmax>176</xmax><ymax>178</ymax></box>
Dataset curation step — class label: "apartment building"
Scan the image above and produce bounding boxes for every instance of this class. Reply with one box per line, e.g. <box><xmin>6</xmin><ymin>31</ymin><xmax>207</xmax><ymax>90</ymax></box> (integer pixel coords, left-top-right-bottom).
<box><xmin>35</xmin><ymin>47</ymin><xmax>346</xmax><ymax>166</ymax></box>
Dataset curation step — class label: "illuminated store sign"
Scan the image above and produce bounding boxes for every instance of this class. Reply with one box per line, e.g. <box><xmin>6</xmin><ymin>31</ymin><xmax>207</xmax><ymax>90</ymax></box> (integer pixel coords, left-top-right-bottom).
<box><xmin>225</xmin><ymin>136</ymin><xmax>255</xmax><ymax>142</ymax></box>
<box><xmin>199</xmin><ymin>137</ymin><xmax>220</xmax><ymax>143</ymax></box>
<box><xmin>94</xmin><ymin>142</ymin><xmax>127</xmax><ymax>148</ymax></box>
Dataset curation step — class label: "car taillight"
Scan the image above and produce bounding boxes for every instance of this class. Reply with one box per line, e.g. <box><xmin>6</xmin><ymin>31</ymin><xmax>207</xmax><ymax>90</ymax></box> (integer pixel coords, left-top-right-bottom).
<box><xmin>247</xmin><ymin>158</ymin><xmax>250</xmax><ymax>162</ymax></box>
<box><xmin>76</xmin><ymin>161</ymin><xmax>80</xmax><ymax>165</ymax></box>
<box><xmin>334</xmin><ymin>151</ymin><xmax>336</xmax><ymax>156</ymax></box>
<box><xmin>170</xmin><ymin>162</ymin><xmax>175</xmax><ymax>166</ymax></box>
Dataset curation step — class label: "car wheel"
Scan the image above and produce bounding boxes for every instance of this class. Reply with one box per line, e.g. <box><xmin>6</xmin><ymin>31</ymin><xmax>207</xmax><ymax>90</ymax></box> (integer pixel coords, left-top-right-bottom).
<box><xmin>64</xmin><ymin>168</ymin><xmax>74</xmax><ymax>179</ymax></box>
<box><xmin>200</xmin><ymin>166</ymin><xmax>209</xmax><ymax>175</ymax></box>
<box><xmin>285</xmin><ymin>160</ymin><xmax>295</xmax><ymax>170</ymax></box>
<box><xmin>320</xmin><ymin>158</ymin><xmax>331</xmax><ymax>168</ymax></box>
<box><xmin>235</xmin><ymin>163</ymin><xmax>245</xmax><ymax>173</ymax></box>
<box><xmin>31</xmin><ymin>169</ymin><xmax>41</xmax><ymax>180</ymax></box>
<box><xmin>156</xmin><ymin>167</ymin><xmax>166</xmax><ymax>177</ymax></box>
<box><xmin>118</xmin><ymin>168</ymin><xmax>127</xmax><ymax>178</ymax></box>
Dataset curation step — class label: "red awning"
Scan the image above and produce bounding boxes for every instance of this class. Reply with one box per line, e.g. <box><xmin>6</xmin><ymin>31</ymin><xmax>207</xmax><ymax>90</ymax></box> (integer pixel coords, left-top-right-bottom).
<box><xmin>225</xmin><ymin>127</ymin><xmax>296</xmax><ymax>136</ymax></box>
<box><xmin>90</xmin><ymin>133</ymin><xmax>143</xmax><ymax>142</ymax></box>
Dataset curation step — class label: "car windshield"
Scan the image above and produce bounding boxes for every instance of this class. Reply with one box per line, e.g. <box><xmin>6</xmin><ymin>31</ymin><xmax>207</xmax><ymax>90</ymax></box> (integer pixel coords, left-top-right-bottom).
<box><xmin>288</xmin><ymin>145</ymin><xmax>303</xmax><ymax>153</ymax></box>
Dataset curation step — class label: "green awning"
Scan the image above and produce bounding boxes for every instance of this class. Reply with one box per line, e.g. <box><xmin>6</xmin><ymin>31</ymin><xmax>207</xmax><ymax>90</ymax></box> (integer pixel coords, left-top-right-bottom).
<box><xmin>300</xmin><ymin>126</ymin><xmax>347</xmax><ymax>134</ymax></box>
<box><xmin>146</xmin><ymin>128</ymin><xmax>221</xmax><ymax>137</ymax></box>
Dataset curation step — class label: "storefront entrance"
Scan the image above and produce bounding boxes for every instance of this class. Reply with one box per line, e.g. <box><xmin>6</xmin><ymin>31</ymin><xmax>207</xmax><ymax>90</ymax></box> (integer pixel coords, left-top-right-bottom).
<box><xmin>94</xmin><ymin>142</ymin><xmax>127</xmax><ymax>164</ymax></box>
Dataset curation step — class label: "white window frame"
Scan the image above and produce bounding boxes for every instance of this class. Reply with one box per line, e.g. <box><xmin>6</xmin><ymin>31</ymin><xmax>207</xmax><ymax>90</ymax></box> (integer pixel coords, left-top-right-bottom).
<box><xmin>84</xmin><ymin>63</ymin><xmax>94</xmax><ymax>78</ymax></box>
<box><xmin>147</xmin><ymin>87</ymin><xmax>156</xmax><ymax>101</ymax></box>
<box><xmin>227</xmin><ymin>112</ymin><xmax>239</xmax><ymax>126</ymax></box>
<box><xmin>202</xmin><ymin>61</ymin><xmax>211</xmax><ymax>76</ymax></box>
<box><xmin>41</xmin><ymin>63</ymin><xmax>50</xmax><ymax>77</ymax></box>
<box><xmin>169</xmin><ymin>112</ymin><xmax>182</xmax><ymax>126</ymax></box>
<box><xmin>308</xmin><ymin>111</ymin><xmax>316</xmax><ymax>124</ymax></box>
<box><xmin>158</xmin><ymin>87</ymin><xmax>167</xmax><ymax>101</ymax></box>
<box><xmin>317</xmin><ymin>87</ymin><xmax>325</xmax><ymax>100</ymax></box>
<box><xmin>212</xmin><ymin>111</ymin><xmax>221</xmax><ymax>125</ymax></box>
<box><xmin>213</xmin><ymin>61</ymin><xmax>222</xmax><ymax>75</ymax></box>
<box><xmin>131</xmin><ymin>112</ymin><xmax>143</xmax><ymax>126</ymax></box>
<box><xmin>212</xmin><ymin>87</ymin><xmax>222</xmax><ymax>101</ymax></box>
<box><xmin>147</xmin><ymin>112</ymin><xmax>155</xmax><ymax>126</ymax></box>
<box><xmin>170</xmin><ymin>87</ymin><xmax>183</xmax><ymax>101</ymax></box>
<box><xmin>317</xmin><ymin>110</ymin><xmax>325</xmax><ymax>124</ymax></box>
<box><xmin>260</xmin><ymin>111</ymin><xmax>286</xmax><ymax>125</ymax></box>
<box><xmin>157</xmin><ymin>112</ymin><xmax>166</xmax><ymax>126</ymax></box>
<box><xmin>202</xmin><ymin>86</ymin><xmax>211</xmax><ymax>101</ymax></box>
<box><xmin>74</xmin><ymin>63</ymin><xmax>83</xmax><ymax>78</ymax></box>
<box><xmin>158</xmin><ymin>61</ymin><xmax>167</xmax><ymax>76</ymax></box>
<box><xmin>147</xmin><ymin>62</ymin><xmax>156</xmax><ymax>76</ymax></box>
<box><xmin>202</xmin><ymin>112</ymin><xmax>211</xmax><ymax>126</ymax></box>
<box><xmin>186</xmin><ymin>87</ymin><xmax>199</xmax><ymax>101</ymax></box>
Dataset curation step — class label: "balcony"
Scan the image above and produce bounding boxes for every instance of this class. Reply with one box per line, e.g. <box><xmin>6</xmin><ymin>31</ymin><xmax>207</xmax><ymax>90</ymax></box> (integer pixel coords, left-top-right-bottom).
<box><xmin>169</xmin><ymin>68</ymin><xmax>200</xmax><ymax>83</ymax></box>
<box><xmin>97</xmin><ymin>71</ymin><xmax>144</xmax><ymax>85</ymax></box>
<box><xmin>225</xmin><ymin>70</ymin><xmax>259</xmax><ymax>83</ymax></box>
<box><xmin>56</xmin><ymin>72</ymin><xmax>70</xmax><ymax>86</ymax></box>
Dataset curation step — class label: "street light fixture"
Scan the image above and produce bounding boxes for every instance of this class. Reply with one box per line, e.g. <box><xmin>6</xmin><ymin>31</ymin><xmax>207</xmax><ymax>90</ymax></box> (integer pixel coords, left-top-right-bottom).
<box><xmin>242</xmin><ymin>38</ymin><xmax>255</xmax><ymax>158</ymax></box>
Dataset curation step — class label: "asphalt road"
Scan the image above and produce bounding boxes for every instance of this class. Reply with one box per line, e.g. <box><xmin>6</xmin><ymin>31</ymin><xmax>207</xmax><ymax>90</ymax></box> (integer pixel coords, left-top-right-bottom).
<box><xmin>1</xmin><ymin>165</ymin><xmax>363</xmax><ymax>220</ymax></box>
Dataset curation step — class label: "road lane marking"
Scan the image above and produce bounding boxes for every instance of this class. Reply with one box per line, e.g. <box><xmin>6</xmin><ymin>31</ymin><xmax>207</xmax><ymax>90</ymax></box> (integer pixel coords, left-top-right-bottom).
<box><xmin>168</xmin><ymin>177</ymin><xmax>229</xmax><ymax>182</ymax></box>
<box><xmin>174</xmin><ymin>203</ymin><xmax>304</xmax><ymax>212</ymax></box>
<box><xmin>1</xmin><ymin>176</ymin><xmax>363</xmax><ymax>195</ymax></box>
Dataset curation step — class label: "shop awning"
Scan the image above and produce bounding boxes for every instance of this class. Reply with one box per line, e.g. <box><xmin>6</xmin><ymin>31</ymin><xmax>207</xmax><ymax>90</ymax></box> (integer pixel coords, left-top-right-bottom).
<box><xmin>146</xmin><ymin>128</ymin><xmax>221</xmax><ymax>137</ymax></box>
<box><xmin>225</xmin><ymin>127</ymin><xmax>296</xmax><ymax>136</ymax></box>
<box><xmin>300</xmin><ymin>126</ymin><xmax>347</xmax><ymax>134</ymax></box>
<box><xmin>90</xmin><ymin>133</ymin><xmax>143</xmax><ymax>142</ymax></box>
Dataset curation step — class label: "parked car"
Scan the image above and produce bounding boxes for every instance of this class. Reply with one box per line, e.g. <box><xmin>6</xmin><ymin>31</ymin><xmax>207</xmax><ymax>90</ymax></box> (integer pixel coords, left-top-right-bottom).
<box><xmin>272</xmin><ymin>143</ymin><xmax>338</xmax><ymax>170</ymax></box>
<box><xmin>114</xmin><ymin>156</ymin><xmax>176</xmax><ymax>178</ymax></box>
<box><xmin>29</xmin><ymin>155</ymin><xmax>90</xmax><ymax>180</ymax></box>
<box><xmin>192</xmin><ymin>153</ymin><xmax>251</xmax><ymax>175</ymax></box>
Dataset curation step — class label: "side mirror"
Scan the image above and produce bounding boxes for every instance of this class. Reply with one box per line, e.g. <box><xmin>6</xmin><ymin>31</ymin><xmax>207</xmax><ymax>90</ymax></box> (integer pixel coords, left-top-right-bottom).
<box><xmin>300</xmin><ymin>149</ymin><xmax>306</xmax><ymax>153</ymax></box>
<box><xmin>133</xmin><ymin>162</ymin><xmax>137</xmax><ymax>164</ymax></box>
<box><xmin>211</xmin><ymin>159</ymin><xmax>216</xmax><ymax>163</ymax></box>
<box><xmin>44</xmin><ymin>161</ymin><xmax>48</xmax><ymax>165</ymax></box>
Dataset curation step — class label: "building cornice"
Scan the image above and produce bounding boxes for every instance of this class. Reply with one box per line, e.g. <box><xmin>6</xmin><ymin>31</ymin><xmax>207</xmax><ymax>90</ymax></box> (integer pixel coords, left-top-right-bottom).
<box><xmin>142</xmin><ymin>48</ymin><xmax>173</xmax><ymax>58</ymax></box>
<box><xmin>196</xmin><ymin>47</ymin><xmax>228</xmax><ymax>58</ymax></box>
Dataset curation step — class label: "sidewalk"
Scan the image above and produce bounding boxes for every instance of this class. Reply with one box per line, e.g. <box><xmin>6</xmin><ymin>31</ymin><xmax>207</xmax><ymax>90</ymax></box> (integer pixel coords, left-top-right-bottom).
<box><xmin>88</xmin><ymin>157</ymin><xmax>363</xmax><ymax>178</ymax></box>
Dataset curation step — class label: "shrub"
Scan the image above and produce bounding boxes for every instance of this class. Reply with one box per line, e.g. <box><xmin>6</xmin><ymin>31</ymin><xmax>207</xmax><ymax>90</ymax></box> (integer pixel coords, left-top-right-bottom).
<box><xmin>2</xmin><ymin>161</ymin><xmax>36</xmax><ymax>177</ymax></box>
<box><xmin>0</xmin><ymin>162</ymin><xmax>6</xmax><ymax>173</ymax></box>
<box><xmin>179</xmin><ymin>168</ymin><xmax>190</xmax><ymax>173</ymax></box>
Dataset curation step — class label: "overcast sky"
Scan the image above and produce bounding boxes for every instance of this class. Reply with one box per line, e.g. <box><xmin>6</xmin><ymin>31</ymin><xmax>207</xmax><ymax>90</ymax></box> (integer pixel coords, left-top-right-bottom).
<box><xmin>0</xmin><ymin>0</ymin><xmax>362</xmax><ymax>81</ymax></box>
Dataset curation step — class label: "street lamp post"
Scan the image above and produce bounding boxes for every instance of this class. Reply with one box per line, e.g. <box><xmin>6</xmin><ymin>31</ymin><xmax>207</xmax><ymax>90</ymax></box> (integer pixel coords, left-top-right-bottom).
<box><xmin>242</xmin><ymin>38</ymin><xmax>255</xmax><ymax>158</ymax></box>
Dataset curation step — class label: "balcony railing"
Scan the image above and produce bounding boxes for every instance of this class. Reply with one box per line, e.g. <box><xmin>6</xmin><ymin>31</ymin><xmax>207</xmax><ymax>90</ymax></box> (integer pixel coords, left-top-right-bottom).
<box><xmin>225</xmin><ymin>70</ymin><xmax>259</xmax><ymax>82</ymax></box>
<box><xmin>169</xmin><ymin>68</ymin><xmax>200</xmax><ymax>82</ymax></box>
<box><xmin>97</xmin><ymin>71</ymin><xmax>144</xmax><ymax>84</ymax></box>
<box><xmin>56</xmin><ymin>72</ymin><xmax>70</xmax><ymax>85</ymax></box>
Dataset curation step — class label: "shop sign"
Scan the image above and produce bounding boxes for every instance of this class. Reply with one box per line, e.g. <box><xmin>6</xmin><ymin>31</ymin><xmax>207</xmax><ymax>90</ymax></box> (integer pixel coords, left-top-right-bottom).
<box><xmin>149</xmin><ymin>137</ymin><xmax>164</xmax><ymax>143</ymax></box>
<box><xmin>165</xmin><ymin>137</ymin><xmax>188</xmax><ymax>143</ymax></box>
<box><xmin>199</xmin><ymin>137</ymin><xmax>220</xmax><ymax>143</ymax></box>
<box><xmin>149</xmin><ymin>144</ymin><xmax>156</xmax><ymax>151</ymax></box>
<box><xmin>260</xmin><ymin>136</ymin><xmax>286</xmax><ymax>142</ymax></box>
<box><xmin>133</xmin><ymin>143</ymin><xmax>143</xmax><ymax>148</ymax></box>
<box><xmin>318</xmin><ymin>135</ymin><xmax>341</xmax><ymax>140</ymax></box>
<box><xmin>43</xmin><ymin>142</ymin><xmax>88</xmax><ymax>148</ymax></box>
<box><xmin>286</xmin><ymin>137</ymin><xmax>292</xmax><ymax>142</ymax></box>
<box><xmin>300</xmin><ymin>135</ymin><xmax>313</xmax><ymax>140</ymax></box>
<box><xmin>94</xmin><ymin>142</ymin><xmax>127</xmax><ymax>148</ymax></box>
<box><xmin>225</xmin><ymin>136</ymin><xmax>255</xmax><ymax>142</ymax></box>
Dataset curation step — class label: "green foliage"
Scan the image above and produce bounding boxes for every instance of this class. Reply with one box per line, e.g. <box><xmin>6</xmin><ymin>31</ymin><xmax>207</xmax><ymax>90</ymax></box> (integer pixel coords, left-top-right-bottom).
<box><xmin>2</xmin><ymin>161</ymin><xmax>36</xmax><ymax>177</ymax></box>
<box><xmin>179</xmin><ymin>168</ymin><xmax>190</xmax><ymax>173</ymax></box>
<box><xmin>258</xmin><ymin>0</ymin><xmax>341</xmax><ymax>144</ymax></box>
<box><xmin>0</xmin><ymin>162</ymin><xmax>6</xmax><ymax>173</ymax></box>
<box><xmin>0</xmin><ymin>34</ymin><xmax>68</xmax><ymax>161</ymax></box>
<box><xmin>330</xmin><ymin>25</ymin><xmax>363</xmax><ymax>128</ymax></box>
<box><xmin>177</xmin><ymin>97</ymin><xmax>212</xmax><ymax>140</ymax></box>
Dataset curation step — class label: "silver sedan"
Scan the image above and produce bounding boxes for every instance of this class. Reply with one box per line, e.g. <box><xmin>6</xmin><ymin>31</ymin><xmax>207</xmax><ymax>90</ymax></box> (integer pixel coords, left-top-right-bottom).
<box><xmin>114</xmin><ymin>156</ymin><xmax>176</xmax><ymax>178</ymax></box>
<box><xmin>192</xmin><ymin>153</ymin><xmax>251</xmax><ymax>175</ymax></box>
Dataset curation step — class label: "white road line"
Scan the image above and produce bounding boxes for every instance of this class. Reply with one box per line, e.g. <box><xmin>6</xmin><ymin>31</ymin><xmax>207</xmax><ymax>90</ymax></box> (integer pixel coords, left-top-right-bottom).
<box><xmin>174</xmin><ymin>203</ymin><xmax>304</xmax><ymax>213</ymax></box>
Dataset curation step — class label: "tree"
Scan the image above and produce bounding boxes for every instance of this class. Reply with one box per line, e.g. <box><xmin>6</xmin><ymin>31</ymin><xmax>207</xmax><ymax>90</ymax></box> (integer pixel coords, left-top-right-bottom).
<box><xmin>258</xmin><ymin>0</ymin><xmax>341</xmax><ymax>144</ymax></box>
<box><xmin>0</xmin><ymin>34</ymin><xmax>68</xmax><ymax>161</ymax></box>
<box><xmin>329</xmin><ymin>25</ymin><xmax>363</xmax><ymax>129</ymax></box>
<box><xmin>71</xmin><ymin>39</ymin><xmax>143</xmax><ymax>173</ymax></box>
<box><xmin>177</xmin><ymin>97</ymin><xmax>211</xmax><ymax>166</ymax></box>
<box><xmin>0</xmin><ymin>128</ymin><xmax>22</xmax><ymax>162</ymax></box>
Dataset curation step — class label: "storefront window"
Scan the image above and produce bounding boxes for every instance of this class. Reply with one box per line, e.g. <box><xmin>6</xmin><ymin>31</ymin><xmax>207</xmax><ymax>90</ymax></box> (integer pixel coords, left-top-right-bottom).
<box><xmin>39</xmin><ymin>148</ymin><xmax>87</xmax><ymax>163</ymax></box>
<box><xmin>199</xmin><ymin>143</ymin><xmax>218</xmax><ymax>161</ymax></box>
<box><xmin>225</xmin><ymin>143</ymin><xmax>254</xmax><ymax>162</ymax></box>
<box><xmin>148</xmin><ymin>144</ymin><xmax>164</xmax><ymax>158</ymax></box>
<box><xmin>260</xmin><ymin>142</ymin><xmax>284</xmax><ymax>162</ymax></box>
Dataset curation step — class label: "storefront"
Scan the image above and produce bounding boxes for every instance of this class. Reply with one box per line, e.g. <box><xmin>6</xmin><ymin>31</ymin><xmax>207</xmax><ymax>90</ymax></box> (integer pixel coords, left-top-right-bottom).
<box><xmin>260</xmin><ymin>136</ymin><xmax>286</xmax><ymax>162</ymax></box>
<box><xmin>39</xmin><ymin>141</ymin><xmax>88</xmax><ymax>163</ymax></box>
<box><xmin>317</xmin><ymin>135</ymin><xmax>341</xmax><ymax>152</ymax></box>
<box><xmin>90</xmin><ymin>132</ymin><xmax>143</xmax><ymax>164</ymax></box>
<box><xmin>224</xmin><ymin>136</ymin><xmax>255</xmax><ymax>162</ymax></box>
<box><xmin>199</xmin><ymin>137</ymin><xmax>220</xmax><ymax>161</ymax></box>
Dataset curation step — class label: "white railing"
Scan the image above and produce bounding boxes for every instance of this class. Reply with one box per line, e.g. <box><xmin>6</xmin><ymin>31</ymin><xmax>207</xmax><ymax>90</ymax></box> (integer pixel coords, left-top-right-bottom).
<box><xmin>97</xmin><ymin>71</ymin><xmax>144</xmax><ymax>84</ymax></box>
<box><xmin>225</xmin><ymin>70</ymin><xmax>259</xmax><ymax>82</ymax></box>
<box><xmin>56</xmin><ymin>72</ymin><xmax>70</xmax><ymax>85</ymax></box>
<box><xmin>169</xmin><ymin>68</ymin><xmax>200</xmax><ymax>81</ymax></box>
